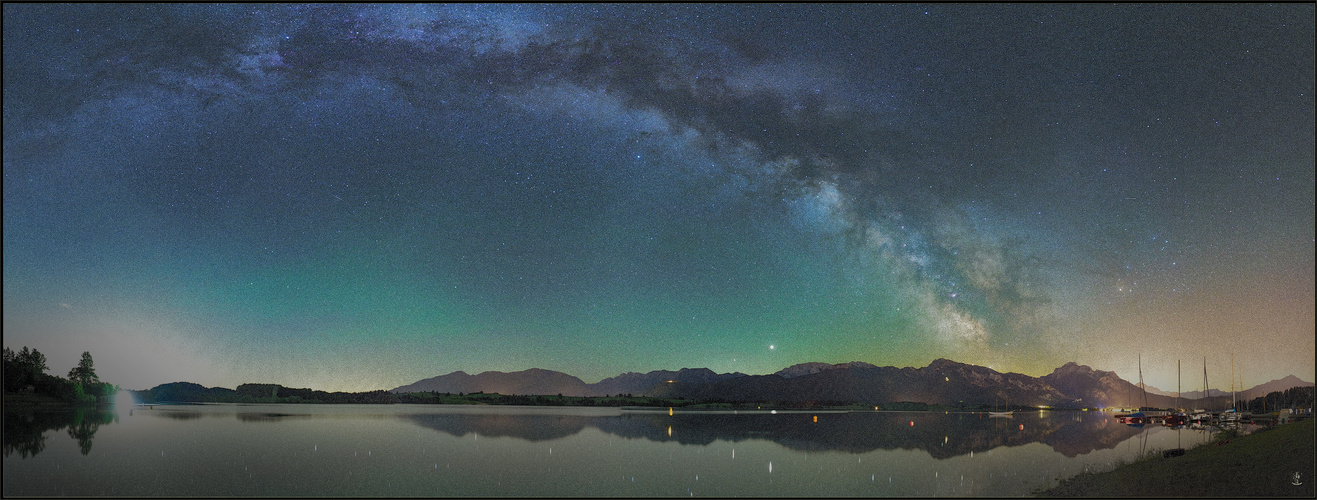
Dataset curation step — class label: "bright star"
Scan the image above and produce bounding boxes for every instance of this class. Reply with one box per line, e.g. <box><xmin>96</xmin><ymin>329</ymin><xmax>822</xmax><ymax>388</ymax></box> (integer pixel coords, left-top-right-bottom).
<box><xmin>769</xmin><ymin>344</ymin><xmax>775</xmax><ymax>350</ymax></box>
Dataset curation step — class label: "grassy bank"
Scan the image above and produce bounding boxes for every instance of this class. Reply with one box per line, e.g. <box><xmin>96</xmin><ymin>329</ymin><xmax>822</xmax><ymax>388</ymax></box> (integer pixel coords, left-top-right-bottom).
<box><xmin>1039</xmin><ymin>418</ymin><xmax>1315</xmax><ymax>497</ymax></box>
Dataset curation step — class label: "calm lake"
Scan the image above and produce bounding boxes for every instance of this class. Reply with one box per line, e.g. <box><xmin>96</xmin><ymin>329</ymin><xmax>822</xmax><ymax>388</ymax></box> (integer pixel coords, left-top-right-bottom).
<box><xmin>3</xmin><ymin>403</ymin><xmax>1226</xmax><ymax>497</ymax></box>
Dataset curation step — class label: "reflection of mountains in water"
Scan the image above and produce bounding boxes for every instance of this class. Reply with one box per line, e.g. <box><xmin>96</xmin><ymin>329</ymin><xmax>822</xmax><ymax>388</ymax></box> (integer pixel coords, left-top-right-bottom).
<box><xmin>402</xmin><ymin>411</ymin><xmax>1146</xmax><ymax>459</ymax></box>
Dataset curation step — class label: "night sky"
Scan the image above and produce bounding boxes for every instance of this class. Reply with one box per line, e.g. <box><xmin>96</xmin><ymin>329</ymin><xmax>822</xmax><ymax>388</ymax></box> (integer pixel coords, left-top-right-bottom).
<box><xmin>4</xmin><ymin>4</ymin><xmax>1313</xmax><ymax>393</ymax></box>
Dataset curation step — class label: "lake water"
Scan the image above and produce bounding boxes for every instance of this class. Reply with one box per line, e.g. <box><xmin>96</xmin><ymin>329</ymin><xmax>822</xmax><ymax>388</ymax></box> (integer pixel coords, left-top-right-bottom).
<box><xmin>3</xmin><ymin>403</ymin><xmax>1227</xmax><ymax>497</ymax></box>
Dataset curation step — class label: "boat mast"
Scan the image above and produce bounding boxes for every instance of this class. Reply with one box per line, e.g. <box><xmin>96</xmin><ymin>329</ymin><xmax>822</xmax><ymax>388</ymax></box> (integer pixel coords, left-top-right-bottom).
<box><xmin>1230</xmin><ymin>353</ymin><xmax>1236</xmax><ymax>411</ymax></box>
<box><xmin>1176</xmin><ymin>359</ymin><xmax>1181</xmax><ymax>411</ymax></box>
<box><xmin>1202</xmin><ymin>357</ymin><xmax>1210</xmax><ymax>411</ymax></box>
<box><xmin>1139</xmin><ymin>353</ymin><xmax>1147</xmax><ymax>409</ymax></box>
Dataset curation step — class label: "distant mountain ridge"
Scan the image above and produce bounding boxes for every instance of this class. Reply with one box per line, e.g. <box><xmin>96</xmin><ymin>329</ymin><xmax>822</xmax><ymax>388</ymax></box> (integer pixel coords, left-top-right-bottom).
<box><xmin>389</xmin><ymin>360</ymin><xmax>1314</xmax><ymax>409</ymax></box>
<box><xmin>1122</xmin><ymin>373</ymin><xmax>1311</xmax><ymax>401</ymax></box>
<box><xmin>774</xmin><ymin>361</ymin><xmax>878</xmax><ymax>378</ymax></box>
<box><xmin>389</xmin><ymin>367</ymin><xmax>749</xmax><ymax>397</ymax></box>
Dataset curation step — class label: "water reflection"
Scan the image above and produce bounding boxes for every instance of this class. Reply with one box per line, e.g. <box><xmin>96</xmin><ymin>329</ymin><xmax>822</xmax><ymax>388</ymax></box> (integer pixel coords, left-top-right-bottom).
<box><xmin>236</xmin><ymin>412</ymin><xmax>315</xmax><ymax>423</ymax></box>
<box><xmin>3</xmin><ymin>408</ymin><xmax>117</xmax><ymax>457</ymax></box>
<box><xmin>402</xmin><ymin>409</ymin><xmax>1151</xmax><ymax>459</ymax></box>
<box><xmin>3</xmin><ymin>404</ymin><xmax>1247</xmax><ymax>497</ymax></box>
<box><xmin>3</xmin><ymin>405</ymin><xmax>1234</xmax><ymax>462</ymax></box>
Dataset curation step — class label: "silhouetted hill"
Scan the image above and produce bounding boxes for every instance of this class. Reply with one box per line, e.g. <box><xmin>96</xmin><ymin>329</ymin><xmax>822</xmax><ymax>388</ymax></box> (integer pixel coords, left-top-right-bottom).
<box><xmin>377</xmin><ymin>360</ymin><xmax>1317</xmax><ymax>408</ymax></box>
<box><xmin>1240</xmin><ymin>375</ymin><xmax>1315</xmax><ymax>400</ymax></box>
<box><xmin>390</xmin><ymin>367</ymin><xmax>748</xmax><ymax>397</ymax></box>
<box><xmin>639</xmin><ymin>360</ymin><xmax>1306</xmax><ymax>409</ymax></box>
<box><xmin>391</xmin><ymin>368</ymin><xmax>592</xmax><ymax>396</ymax></box>
<box><xmin>589</xmin><ymin>368</ymin><xmax>746</xmax><ymax>396</ymax></box>
<box><xmin>774</xmin><ymin>361</ymin><xmax>878</xmax><ymax>378</ymax></box>
<box><xmin>1040</xmin><ymin>362</ymin><xmax>1143</xmax><ymax>408</ymax></box>
<box><xmin>131</xmin><ymin>381</ymin><xmax>237</xmax><ymax>403</ymax></box>
<box><xmin>646</xmin><ymin>358</ymin><xmax>1075</xmax><ymax>407</ymax></box>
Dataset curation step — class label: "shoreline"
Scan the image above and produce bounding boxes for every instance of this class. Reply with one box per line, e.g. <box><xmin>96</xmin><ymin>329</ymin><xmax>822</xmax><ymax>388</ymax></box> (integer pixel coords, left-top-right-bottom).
<box><xmin>1037</xmin><ymin>417</ymin><xmax>1315</xmax><ymax>497</ymax></box>
<box><xmin>1</xmin><ymin>392</ymin><xmax>105</xmax><ymax>409</ymax></box>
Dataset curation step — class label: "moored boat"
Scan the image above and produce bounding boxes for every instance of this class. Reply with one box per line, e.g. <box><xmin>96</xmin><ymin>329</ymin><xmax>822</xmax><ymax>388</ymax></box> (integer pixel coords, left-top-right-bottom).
<box><xmin>1121</xmin><ymin>411</ymin><xmax>1147</xmax><ymax>425</ymax></box>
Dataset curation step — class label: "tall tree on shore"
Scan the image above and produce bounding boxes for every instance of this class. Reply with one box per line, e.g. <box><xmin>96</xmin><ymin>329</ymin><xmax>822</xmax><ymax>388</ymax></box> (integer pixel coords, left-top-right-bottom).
<box><xmin>68</xmin><ymin>351</ymin><xmax>99</xmax><ymax>386</ymax></box>
<box><xmin>3</xmin><ymin>346</ymin><xmax>50</xmax><ymax>391</ymax></box>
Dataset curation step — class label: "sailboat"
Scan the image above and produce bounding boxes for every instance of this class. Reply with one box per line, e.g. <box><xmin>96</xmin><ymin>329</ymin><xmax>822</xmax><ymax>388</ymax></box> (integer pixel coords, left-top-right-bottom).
<box><xmin>1220</xmin><ymin>353</ymin><xmax>1240</xmax><ymax>423</ymax></box>
<box><xmin>1163</xmin><ymin>360</ymin><xmax>1187</xmax><ymax>427</ymax></box>
<box><xmin>1122</xmin><ymin>353</ymin><xmax>1150</xmax><ymax>425</ymax></box>
<box><xmin>1189</xmin><ymin>357</ymin><xmax>1211</xmax><ymax>426</ymax></box>
<box><xmin>988</xmin><ymin>394</ymin><xmax>1013</xmax><ymax>417</ymax></box>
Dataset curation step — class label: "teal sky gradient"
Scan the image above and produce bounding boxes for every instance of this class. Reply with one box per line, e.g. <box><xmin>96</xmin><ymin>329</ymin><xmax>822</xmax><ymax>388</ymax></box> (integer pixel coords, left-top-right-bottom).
<box><xmin>4</xmin><ymin>4</ymin><xmax>1313</xmax><ymax>392</ymax></box>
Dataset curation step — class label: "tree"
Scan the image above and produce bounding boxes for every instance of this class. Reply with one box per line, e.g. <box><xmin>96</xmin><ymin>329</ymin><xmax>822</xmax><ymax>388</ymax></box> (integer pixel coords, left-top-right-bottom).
<box><xmin>68</xmin><ymin>351</ymin><xmax>99</xmax><ymax>386</ymax></box>
<box><xmin>19</xmin><ymin>347</ymin><xmax>49</xmax><ymax>374</ymax></box>
<box><xmin>3</xmin><ymin>346</ymin><xmax>50</xmax><ymax>391</ymax></box>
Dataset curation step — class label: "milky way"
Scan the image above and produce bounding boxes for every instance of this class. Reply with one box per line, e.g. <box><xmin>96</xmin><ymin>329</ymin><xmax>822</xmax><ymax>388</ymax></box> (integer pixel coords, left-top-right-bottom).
<box><xmin>4</xmin><ymin>4</ymin><xmax>1313</xmax><ymax>392</ymax></box>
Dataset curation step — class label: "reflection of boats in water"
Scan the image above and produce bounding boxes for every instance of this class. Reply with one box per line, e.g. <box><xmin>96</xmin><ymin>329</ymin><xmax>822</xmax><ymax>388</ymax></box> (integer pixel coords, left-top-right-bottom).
<box><xmin>1137</xmin><ymin>407</ymin><xmax>1171</xmax><ymax>417</ymax></box>
<box><xmin>989</xmin><ymin>395</ymin><xmax>1013</xmax><ymax>417</ymax></box>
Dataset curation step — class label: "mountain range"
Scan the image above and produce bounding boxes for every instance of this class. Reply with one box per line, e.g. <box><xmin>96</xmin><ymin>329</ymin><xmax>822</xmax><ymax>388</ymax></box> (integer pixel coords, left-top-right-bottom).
<box><xmin>390</xmin><ymin>359</ymin><xmax>1314</xmax><ymax>409</ymax></box>
<box><xmin>390</xmin><ymin>367</ymin><xmax>747</xmax><ymax>398</ymax></box>
<box><xmin>1133</xmin><ymin>374</ymin><xmax>1310</xmax><ymax>401</ymax></box>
